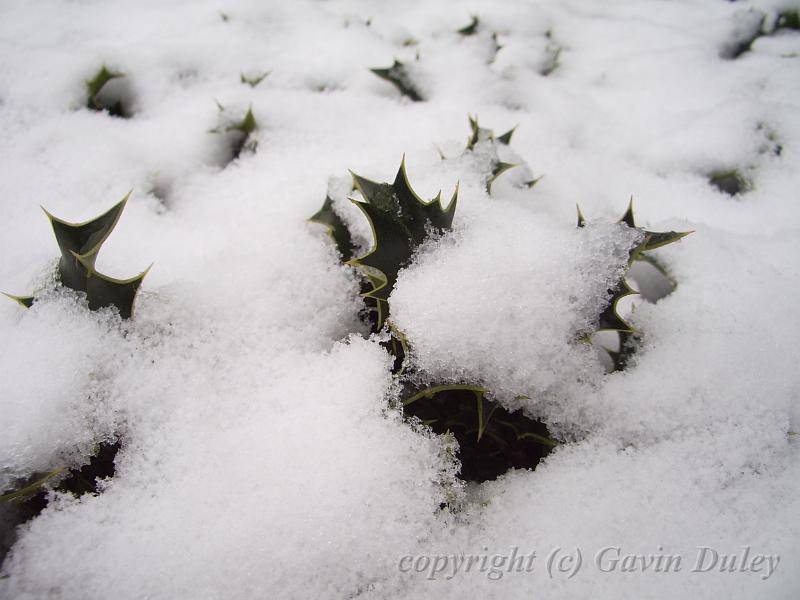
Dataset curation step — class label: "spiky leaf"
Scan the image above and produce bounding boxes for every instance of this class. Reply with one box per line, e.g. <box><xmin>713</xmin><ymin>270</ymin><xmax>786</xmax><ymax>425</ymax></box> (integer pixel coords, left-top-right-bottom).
<box><xmin>618</xmin><ymin>199</ymin><xmax>692</xmax><ymax>258</ymax></box>
<box><xmin>349</xmin><ymin>160</ymin><xmax>457</xmax><ymax>307</ymax></box>
<box><xmin>524</xmin><ymin>175</ymin><xmax>543</xmax><ymax>188</ymax></box>
<box><xmin>603</xmin><ymin>330</ymin><xmax>642</xmax><ymax>372</ymax></box>
<box><xmin>540</xmin><ymin>44</ymin><xmax>561</xmax><ymax>76</ymax></box>
<box><xmin>777</xmin><ymin>10</ymin><xmax>800</xmax><ymax>30</ymax></box>
<box><xmin>240</xmin><ymin>71</ymin><xmax>269</xmax><ymax>87</ymax></box>
<box><xmin>580</xmin><ymin>200</ymin><xmax>692</xmax><ymax>371</ymax></box>
<box><xmin>619</xmin><ymin>199</ymin><xmax>636</xmax><ymax>228</ymax></box>
<box><xmin>496</xmin><ymin>127</ymin><xmax>516</xmax><ymax>145</ymax></box>
<box><xmin>86</xmin><ymin>65</ymin><xmax>127</xmax><ymax>117</ymax></box>
<box><xmin>575</xmin><ymin>201</ymin><xmax>687</xmax><ymax>339</ymax></box>
<box><xmin>2</xmin><ymin>293</ymin><xmax>35</xmax><ymax>308</ymax></box>
<box><xmin>467</xmin><ymin>114</ymin><xmax>515</xmax><ymax>147</ymax></box>
<box><xmin>487</xmin><ymin>161</ymin><xmax>519</xmax><ymax>194</ymax></box>
<box><xmin>708</xmin><ymin>170</ymin><xmax>751</xmax><ymax>196</ymax></box>
<box><xmin>467</xmin><ymin>114</ymin><xmax>494</xmax><ymax>150</ymax></box>
<box><xmin>465</xmin><ymin>116</ymin><xmax>527</xmax><ymax>195</ymax></box>
<box><xmin>639</xmin><ymin>230</ymin><xmax>692</xmax><ymax>253</ymax></box>
<box><xmin>457</xmin><ymin>15</ymin><xmax>479</xmax><ymax>36</ymax></box>
<box><xmin>79</xmin><ymin>259</ymin><xmax>150</xmax><ymax>320</ymax></box>
<box><xmin>309</xmin><ymin>195</ymin><xmax>354</xmax><ymax>261</ymax></box>
<box><xmin>593</xmin><ymin>201</ymin><xmax>690</xmax><ymax>335</ymax></box>
<box><xmin>212</xmin><ymin>106</ymin><xmax>259</xmax><ymax>160</ymax></box>
<box><xmin>596</xmin><ymin>278</ymin><xmax>638</xmax><ymax>333</ymax></box>
<box><xmin>576</xmin><ymin>204</ymin><xmax>586</xmax><ymax>228</ymax></box>
<box><xmin>0</xmin><ymin>468</ymin><xmax>65</xmax><ymax>503</ymax></box>
<box><xmin>491</xmin><ymin>32</ymin><xmax>503</xmax><ymax>58</ymax></box>
<box><xmin>402</xmin><ymin>384</ymin><xmax>557</xmax><ymax>482</ymax></box>
<box><xmin>7</xmin><ymin>194</ymin><xmax>150</xmax><ymax>319</ymax></box>
<box><xmin>370</xmin><ymin>60</ymin><xmax>423</xmax><ymax>102</ymax></box>
<box><xmin>228</xmin><ymin>107</ymin><xmax>257</xmax><ymax>135</ymax></box>
<box><xmin>0</xmin><ymin>440</ymin><xmax>121</xmax><ymax>567</ymax></box>
<box><xmin>383</xmin><ymin>324</ymin><xmax>408</xmax><ymax>375</ymax></box>
<box><xmin>44</xmin><ymin>195</ymin><xmax>129</xmax><ymax>291</ymax></box>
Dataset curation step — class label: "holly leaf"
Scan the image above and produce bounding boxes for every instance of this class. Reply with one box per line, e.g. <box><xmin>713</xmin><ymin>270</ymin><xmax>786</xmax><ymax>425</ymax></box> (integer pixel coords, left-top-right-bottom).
<box><xmin>401</xmin><ymin>383</ymin><xmax>557</xmax><ymax>481</ymax></box>
<box><xmin>370</xmin><ymin>60</ymin><xmax>424</xmax><ymax>101</ymax></box>
<box><xmin>596</xmin><ymin>278</ymin><xmax>638</xmax><ymax>333</ymax></box>
<box><xmin>75</xmin><ymin>255</ymin><xmax>151</xmax><ymax>319</ymax></box>
<box><xmin>21</xmin><ymin>193</ymin><xmax>152</xmax><ymax>319</ymax></box>
<box><xmin>309</xmin><ymin>195</ymin><xmax>354</xmax><ymax>261</ymax></box>
<box><xmin>2</xmin><ymin>292</ymin><xmax>35</xmax><ymax>308</ymax></box>
<box><xmin>349</xmin><ymin>159</ymin><xmax>456</xmax><ymax>310</ymax></box>
<box><xmin>43</xmin><ymin>193</ymin><xmax>130</xmax><ymax>291</ymax></box>
<box><xmin>227</xmin><ymin>106</ymin><xmax>257</xmax><ymax>136</ymax></box>
<box><xmin>619</xmin><ymin>199</ymin><xmax>692</xmax><ymax>258</ymax></box>
<box><xmin>0</xmin><ymin>468</ymin><xmax>66</xmax><ymax>503</ymax></box>
<box><xmin>457</xmin><ymin>15</ymin><xmax>479</xmax><ymax>36</ymax></box>
<box><xmin>487</xmin><ymin>161</ymin><xmax>519</xmax><ymax>194</ymax></box>
<box><xmin>86</xmin><ymin>65</ymin><xmax>127</xmax><ymax>117</ymax></box>
<box><xmin>240</xmin><ymin>71</ymin><xmax>269</xmax><ymax>88</ymax></box>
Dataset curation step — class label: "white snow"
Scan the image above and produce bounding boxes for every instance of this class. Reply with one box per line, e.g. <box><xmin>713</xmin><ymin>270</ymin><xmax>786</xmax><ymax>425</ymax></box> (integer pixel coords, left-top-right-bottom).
<box><xmin>1</xmin><ymin>0</ymin><xmax>799</xmax><ymax>598</ymax></box>
<box><xmin>390</xmin><ymin>206</ymin><xmax>641</xmax><ymax>409</ymax></box>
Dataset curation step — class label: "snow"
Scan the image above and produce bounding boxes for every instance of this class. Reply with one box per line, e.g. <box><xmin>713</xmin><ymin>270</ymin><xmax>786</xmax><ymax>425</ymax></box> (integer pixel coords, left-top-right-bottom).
<box><xmin>390</xmin><ymin>207</ymin><xmax>641</xmax><ymax>408</ymax></box>
<box><xmin>0</xmin><ymin>291</ymin><xmax>123</xmax><ymax>488</ymax></box>
<box><xmin>1</xmin><ymin>0</ymin><xmax>799</xmax><ymax>598</ymax></box>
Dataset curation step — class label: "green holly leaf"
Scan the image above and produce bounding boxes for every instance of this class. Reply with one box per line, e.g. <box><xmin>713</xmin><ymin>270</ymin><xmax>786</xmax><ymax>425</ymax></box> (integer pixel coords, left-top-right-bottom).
<box><xmin>210</xmin><ymin>106</ymin><xmax>259</xmax><ymax>161</ymax></box>
<box><xmin>43</xmin><ymin>194</ymin><xmax>129</xmax><ymax>291</ymax></box>
<box><xmin>464</xmin><ymin>116</ymin><xmax>529</xmax><ymax>195</ymax></box>
<box><xmin>579</xmin><ymin>200</ymin><xmax>691</xmax><ymax>370</ymax></box>
<box><xmin>1</xmin><ymin>292</ymin><xmax>35</xmax><ymax>308</ymax></box>
<box><xmin>596</xmin><ymin>278</ymin><xmax>638</xmax><ymax>333</ymax></box>
<box><xmin>402</xmin><ymin>384</ymin><xmax>472</xmax><ymax>407</ymax></box>
<box><xmin>619</xmin><ymin>198</ymin><xmax>636</xmax><ymax>228</ymax></box>
<box><xmin>491</xmin><ymin>32</ymin><xmax>503</xmax><ymax>58</ymax></box>
<box><xmin>349</xmin><ymin>159</ymin><xmax>457</xmax><ymax>308</ymax></box>
<box><xmin>402</xmin><ymin>384</ymin><xmax>490</xmax><ymax>440</ymax></box>
<box><xmin>496</xmin><ymin>126</ymin><xmax>516</xmax><ymax>146</ymax></box>
<box><xmin>487</xmin><ymin>161</ymin><xmax>519</xmax><ymax>194</ymax></box>
<box><xmin>603</xmin><ymin>330</ymin><xmax>641</xmax><ymax>372</ymax></box>
<box><xmin>639</xmin><ymin>230</ymin><xmax>693</xmax><ymax>253</ymax></box>
<box><xmin>475</xmin><ymin>391</ymin><xmax>500</xmax><ymax>442</ymax></box>
<box><xmin>87</xmin><ymin>65</ymin><xmax>123</xmax><ymax>101</ymax></box>
<box><xmin>75</xmin><ymin>256</ymin><xmax>150</xmax><ymax>319</ymax></box>
<box><xmin>370</xmin><ymin>60</ymin><xmax>424</xmax><ymax>101</ymax></box>
<box><xmin>383</xmin><ymin>323</ymin><xmax>409</xmax><ymax>375</ymax></box>
<box><xmin>457</xmin><ymin>15</ymin><xmax>479</xmax><ymax>36</ymax></box>
<box><xmin>40</xmin><ymin>194</ymin><xmax>149</xmax><ymax>318</ymax></box>
<box><xmin>708</xmin><ymin>169</ymin><xmax>751</xmax><ymax>196</ymax></box>
<box><xmin>0</xmin><ymin>439</ymin><xmax>120</xmax><ymax>563</ymax></box>
<box><xmin>227</xmin><ymin>106</ymin><xmax>257</xmax><ymax>135</ymax></box>
<box><xmin>466</xmin><ymin>115</ymin><xmax>515</xmax><ymax>147</ymax></box>
<box><xmin>618</xmin><ymin>199</ymin><xmax>693</xmax><ymax>257</ymax></box>
<box><xmin>777</xmin><ymin>10</ymin><xmax>799</xmax><ymax>30</ymax></box>
<box><xmin>309</xmin><ymin>195</ymin><xmax>354</xmax><ymax>262</ymax></box>
<box><xmin>540</xmin><ymin>43</ymin><xmax>561</xmax><ymax>76</ymax></box>
<box><xmin>240</xmin><ymin>71</ymin><xmax>269</xmax><ymax>88</ymax></box>
<box><xmin>5</xmin><ymin>195</ymin><xmax>149</xmax><ymax>317</ymax></box>
<box><xmin>524</xmin><ymin>175</ymin><xmax>543</xmax><ymax>189</ymax></box>
<box><xmin>466</xmin><ymin>114</ymin><xmax>494</xmax><ymax>150</ymax></box>
<box><xmin>402</xmin><ymin>384</ymin><xmax>556</xmax><ymax>481</ymax></box>
<box><xmin>576</xmin><ymin>204</ymin><xmax>586</xmax><ymax>228</ymax></box>
<box><xmin>86</xmin><ymin>65</ymin><xmax>127</xmax><ymax>117</ymax></box>
<box><xmin>0</xmin><ymin>468</ymin><xmax>66</xmax><ymax>503</ymax></box>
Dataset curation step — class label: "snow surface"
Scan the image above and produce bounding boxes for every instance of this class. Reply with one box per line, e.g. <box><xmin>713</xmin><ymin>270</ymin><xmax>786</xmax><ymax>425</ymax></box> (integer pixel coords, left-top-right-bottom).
<box><xmin>1</xmin><ymin>0</ymin><xmax>799</xmax><ymax>598</ymax></box>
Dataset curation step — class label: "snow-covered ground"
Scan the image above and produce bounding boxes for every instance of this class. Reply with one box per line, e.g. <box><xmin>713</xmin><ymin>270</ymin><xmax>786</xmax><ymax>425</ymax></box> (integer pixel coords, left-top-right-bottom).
<box><xmin>1</xmin><ymin>0</ymin><xmax>799</xmax><ymax>598</ymax></box>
